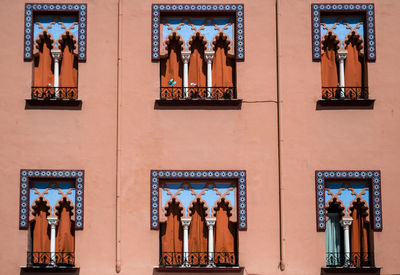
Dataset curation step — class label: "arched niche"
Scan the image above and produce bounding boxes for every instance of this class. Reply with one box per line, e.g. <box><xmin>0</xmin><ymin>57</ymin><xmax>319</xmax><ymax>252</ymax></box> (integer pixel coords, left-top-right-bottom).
<box><xmin>58</xmin><ymin>32</ymin><xmax>78</xmax><ymax>98</ymax></box>
<box><xmin>33</xmin><ymin>32</ymin><xmax>54</xmax><ymax>92</ymax></box>
<box><xmin>188</xmin><ymin>33</ymin><xmax>207</xmax><ymax>97</ymax></box>
<box><xmin>188</xmin><ymin>198</ymin><xmax>208</xmax><ymax>263</ymax></box>
<box><xmin>30</xmin><ymin>197</ymin><xmax>51</xmax><ymax>264</ymax></box>
<box><xmin>321</xmin><ymin>32</ymin><xmax>340</xmax><ymax>99</ymax></box>
<box><xmin>55</xmin><ymin>197</ymin><xmax>75</xmax><ymax>263</ymax></box>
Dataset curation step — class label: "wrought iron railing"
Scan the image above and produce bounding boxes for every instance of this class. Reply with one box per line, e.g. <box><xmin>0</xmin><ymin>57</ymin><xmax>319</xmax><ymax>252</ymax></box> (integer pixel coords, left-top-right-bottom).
<box><xmin>326</xmin><ymin>252</ymin><xmax>374</xmax><ymax>267</ymax></box>
<box><xmin>159</xmin><ymin>252</ymin><xmax>237</xmax><ymax>267</ymax></box>
<box><xmin>27</xmin><ymin>252</ymin><xmax>75</xmax><ymax>267</ymax></box>
<box><xmin>321</xmin><ymin>87</ymin><xmax>369</xmax><ymax>100</ymax></box>
<box><xmin>160</xmin><ymin>87</ymin><xmax>236</xmax><ymax>100</ymax></box>
<box><xmin>31</xmin><ymin>87</ymin><xmax>78</xmax><ymax>100</ymax></box>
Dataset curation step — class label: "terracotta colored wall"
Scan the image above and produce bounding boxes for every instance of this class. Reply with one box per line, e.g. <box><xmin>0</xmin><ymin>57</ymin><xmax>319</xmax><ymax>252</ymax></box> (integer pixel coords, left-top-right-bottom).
<box><xmin>0</xmin><ymin>0</ymin><xmax>399</xmax><ymax>275</ymax></box>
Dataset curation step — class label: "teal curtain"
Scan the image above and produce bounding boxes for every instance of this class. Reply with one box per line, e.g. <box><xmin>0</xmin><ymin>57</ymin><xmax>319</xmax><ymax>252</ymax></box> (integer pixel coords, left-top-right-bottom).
<box><xmin>325</xmin><ymin>213</ymin><xmax>341</xmax><ymax>266</ymax></box>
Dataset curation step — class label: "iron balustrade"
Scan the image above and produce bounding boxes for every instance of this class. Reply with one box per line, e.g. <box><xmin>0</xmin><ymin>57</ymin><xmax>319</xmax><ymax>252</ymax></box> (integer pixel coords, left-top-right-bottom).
<box><xmin>160</xmin><ymin>87</ymin><xmax>237</xmax><ymax>100</ymax></box>
<box><xmin>326</xmin><ymin>252</ymin><xmax>374</xmax><ymax>267</ymax></box>
<box><xmin>31</xmin><ymin>87</ymin><xmax>78</xmax><ymax>100</ymax></box>
<box><xmin>27</xmin><ymin>252</ymin><xmax>75</xmax><ymax>267</ymax></box>
<box><xmin>321</xmin><ymin>87</ymin><xmax>369</xmax><ymax>100</ymax></box>
<box><xmin>159</xmin><ymin>252</ymin><xmax>237</xmax><ymax>267</ymax></box>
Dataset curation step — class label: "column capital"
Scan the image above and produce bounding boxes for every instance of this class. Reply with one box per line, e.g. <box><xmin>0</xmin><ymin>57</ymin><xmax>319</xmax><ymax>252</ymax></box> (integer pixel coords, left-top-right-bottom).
<box><xmin>47</xmin><ymin>216</ymin><xmax>59</xmax><ymax>227</ymax></box>
<box><xmin>181</xmin><ymin>51</ymin><xmax>191</xmax><ymax>64</ymax></box>
<box><xmin>181</xmin><ymin>217</ymin><xmax>191</xmax><ymax>229</ymax></box>
<box><xmin>204</xmin><ymin>51</ymin><xmax>215</xmax><ymax>64</ymax></box>
<box><xmin>340</xmin><ymin>217</ymin><xmax>353</xmax><ymax>228</ymax></box>
<box><xmin>51</xmin><ymin>49</ymin><xmax>62</xmax><ymax>61</ymax></box>
<box><xmin>337</xmin><ymin>50</ymin><xmax>348</xmax><ymax>61</ymax></box>
<box><xmin>205</xmin><ymin>217</ymin><xmax>216</xmax><ymax>227</ymax></box>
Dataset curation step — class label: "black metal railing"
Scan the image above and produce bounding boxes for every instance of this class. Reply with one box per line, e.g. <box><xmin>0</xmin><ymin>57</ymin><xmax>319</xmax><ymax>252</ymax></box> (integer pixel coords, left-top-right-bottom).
<box><xmin>159</xmin><ymin>252</ymin><xmax>237</xmax><ymax>267</ymax></box>
<box><xmin>321</xmin><ymin>87</ymin><xmax>369</xmax><ymax>100</ymax></box>
<box><xmin>160</xmin><ymin>87</ymin><xmax>236</xmax><ymax>100</ymax></box>
<box><xmin>31</xmin><ymin>87</ymin><xmax>78</xmax><ymax>100</ymax></box>
<box><xmin>27</xmin><ymin>252</ymin><xmax>75</xmax><ymax>267</ymax></box>
<box><xmin>326</xmin><ymin>252</ymin><xmax>374</xmax><ymax>267</ymax></box>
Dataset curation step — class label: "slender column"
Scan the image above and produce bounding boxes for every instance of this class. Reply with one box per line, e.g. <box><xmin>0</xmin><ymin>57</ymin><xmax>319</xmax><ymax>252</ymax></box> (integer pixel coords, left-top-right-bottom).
<box><xmin>51</xmin><ymin>49</ymin><xmax>62</xmax><ymax>98</ymax></box>
<box><xmin>47</xmin><ymin>217</ymin><xmax>59</xmax><ymax>266</ymax></box>
<box><xmin>181</xmin><ymin>217</ymin><xmax>191</xmax><ymax>267</ymax></box>
<box><xmin>204</xmin><ymin>51</ymin><xmax>215</xmax><ymax>98</ymax></box>
<box><xmin>337</xmin><ymin>51</ymin><xmax>347</xmax><ymax>98</ymax></box>
<box><xmin>206</xmin><ymin>217</ymin><xmax>216</xmax><ymax>267</ymax></box>
<box><xmin>181</xmin><ymin>51</ymin><xmax>191</xmax><ymax>98</ymax></box>
<box><xmin>340</xmin><ymin>217</ymin><xmax>353</xmax><ymax>266</ymax></box>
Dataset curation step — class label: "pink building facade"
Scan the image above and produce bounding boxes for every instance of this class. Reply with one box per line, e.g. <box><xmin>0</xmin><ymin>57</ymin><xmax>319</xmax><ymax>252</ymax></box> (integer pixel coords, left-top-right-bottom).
<box><xmin>0</xmin><ymin>0</ymin><xmax>399</xmax><ymax>275</ymax></box>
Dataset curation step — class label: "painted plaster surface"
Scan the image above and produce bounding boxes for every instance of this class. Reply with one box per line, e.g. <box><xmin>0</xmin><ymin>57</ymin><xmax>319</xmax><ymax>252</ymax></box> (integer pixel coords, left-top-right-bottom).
<box><xmin>1</xmin><ymin>0</ymin><xmax>400</xmax><ymax>275</ymax></box>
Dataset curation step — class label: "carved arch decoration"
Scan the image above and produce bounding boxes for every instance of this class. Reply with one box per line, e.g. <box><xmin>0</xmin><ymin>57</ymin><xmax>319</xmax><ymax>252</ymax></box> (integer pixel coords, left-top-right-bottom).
<box><xmin>321</xmin><ymin>31</ymin><xmax>340</xmax><ymax>56</ymax></box>
<box><xmin>19</xmin><ymin>169</ymin><xmax>84</xmax><ymax>230</ymax></box>
<box><xmin>152</xmin><ymin>4</ymin><xmax>244</xmax><ymax>61</ymax></box>
<box><xmin>315</xmin><ymin>170</ymin><xmax>382</xmax><ymax>232</ymax></box>
<box><xmin>24</xmin><ymin>3</ymin><xmax>87</xmax><ymax>62</ymax></box>
<box><xmin>311</xmin><ymin>3</ymin><xmax>375</xmax><ymax>62</ymax></box>
<box><xmin>151</xmin><ymin>170</ymin><xmax>247</xmax><ymax>231</ymax></box>
<box><xmin>212</xmin><ymin>32</ymin><xmax>234</xmax><ymax>57</ymax></box>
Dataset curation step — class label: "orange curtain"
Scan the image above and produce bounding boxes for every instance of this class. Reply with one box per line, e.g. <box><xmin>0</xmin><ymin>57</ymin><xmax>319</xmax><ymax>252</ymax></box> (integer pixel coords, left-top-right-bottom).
<box><xmin>160</xmin><ymin>38</ymin><xmax>183</xmax><ymax>99</ymax></box>
<box><xmin>321</xmin><ymin>39</ymin><xmax>338</xmax><ymax>99</ymax></box>
<box><xmin>345</xmin><ymin>41</ymin><xmax>363</xmax><ymax>98</ymax></box>
<box><xmin>33</xmin><ymin>36</ymin><xmax>54</xmax><ymax>98</ymax></box>
<box><xmin>188</xmin><ymin>38</ymin><xmax>207</xmax><ymax>97</ymax></box>
<box><xmin>32</xmin><ymin>201</ymin><xmax>50</xmax><ymax>264</ymax></box>
<box><xmin>160</xmin><ymin>201</ymin><xmax>183</xmax><ymax>265</ymax></box>
<box><xmin>188</xmin><ymin>201</ymin><xmax>208</xmax><ymax>265</ymax></box>
<box><xmin>351</xmin><ymin>204</ymin><xmax>370</xmax><ymax>266</ymax></box>
<box><xmin>214</xmin><ymin>202</ymin><xmax>236</xmax><ymax>265</ymax></box>
<box><xmin>59</xmin><ymin>37</ymin><xmax>78</xmax><ymax>99</ymax></box>
<box><xmin>212</xmin><ymin>38</ymin><xmax>235</xmax><ymax>99</ymax></box>
<box><xmin>56</xmin><ymin>202</ymin><xmax>75</xmax><ymax>264</ymax></box>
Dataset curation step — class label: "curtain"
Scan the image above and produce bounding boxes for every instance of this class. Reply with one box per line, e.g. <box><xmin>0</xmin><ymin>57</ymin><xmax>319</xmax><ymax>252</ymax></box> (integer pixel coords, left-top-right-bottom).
<box><xmin>351</xmin><ymin>204</ymin><xmax>370</xmax><ymax>266</ymax></box>
<box><xmin>59</xmin><ymin>37</ymin><xmax>78</xmax><ymax>99</ymax></box>
<box><xmin>32</xmin><ymin>201</ymin><xmax>50</xmax><ymax>264</ymax></box>
<box><xmin>212</xmin><ymin>38</ymin><xmax>235</xmax><ymax>99</ymax></box>
<box><xmin>321</xmin><ymin>39</ymin><xmax>338</xmax><ymax>99</ymax></box>
<box><xmin>160</xmin><ymin>38</ymin><xmax>183</xmax><ymax>99</ymax></box>
<box><xmin>345</xmin><ymin>41</ymin><xmax>363</xmax><ymax>98</ymax></box>
<box><xmin>33</xmin><ymin>37</ymin><xmax>54</xmax><ymax>98</ymax></box>
<box><xmin>188</xmin><ymin>201</ymin><xmax>208</xmax><ymax>265</ymax></box>
<box><xmin>325</xmin><ymin>213</ymin><xmax>341</xmax><ymax>266</ymax></box>
<box><xmin>188</xmin><ymin>38</ymin><xmax>207</xmax><ymax>97</ymax></box>
<box><xmin>214</xmin><ymin>202</ymin><xmax>236</xmax><ymax>265</ymax></box>
<box><xmin>160</xmin><ymin>201</ymin><xmax>183</xmax><ymax>265</ymax></box>
<box><xmin>56</xmin><ymin>203</ymin><xmax>75</xmax><ymax>265</ymax></box>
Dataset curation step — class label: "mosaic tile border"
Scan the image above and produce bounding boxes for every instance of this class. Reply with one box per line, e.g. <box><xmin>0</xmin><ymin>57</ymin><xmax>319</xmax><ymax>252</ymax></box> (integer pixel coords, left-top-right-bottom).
<box><xmin>19</xmin><ymin>169</ymin><xmax>85</xmax><ymax>230</ymax></box>
<box><xmin>315</xmin><ymin>170</ymin><xmax>382</xmax><ymax>232</ymax></box>
<box><xmin>151</xmin><ymin>4</ymin><xmax>244</xmax><ymax>61</ymax></box>
<box><xmin>24</xmin><ymin>3</ymin><xmax>87</xmax><ymax>62</ymax></box>
<box><xmin>311</xmin><ymin>3</ymin><xmax>376</xmax><ymax>62</ymax></box>
<box><xmin>151</xmin><ymin>170</ymin><xmax>247</xmax><ymax>230</ymax></box>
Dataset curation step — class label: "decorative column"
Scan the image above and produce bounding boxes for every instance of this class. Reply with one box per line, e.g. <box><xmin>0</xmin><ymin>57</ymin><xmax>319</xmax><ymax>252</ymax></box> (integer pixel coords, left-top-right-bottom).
<box><xmin>51</xmin><ymin>49</ymin><xmax>62</xmax><ymax>98</ymax></box>
<box><xmin>181</xmin><ymin>217</ymin><xmax>191</xmax><ymax>267</ymax></box>
<box><xmin>47</xmin><ymin>216</ymin><xmax>59</xmax><ymax>266</ymax></box>
<box><xmin>206</xmin><ymin>217</ymin><xmax>216</xmax><ymax>267</ymax></box>
<box><xmin>181</xmin><ymin>51</ymin><xmax>191</xmax><ymax>99</ymax></box>
<box><xmin>340</xmin><ymin>217</ymin><xmax>353</xmax><ymax>266</ymax></box>
<box><xmin>337</xmin><ymin>50</ymin><xmax>347</xmax><ymax>99</ymax></box>
<box><xmin>204</xmin><ymin>51</ymin><xmax>215</xmax><ymax>98</ymax></box>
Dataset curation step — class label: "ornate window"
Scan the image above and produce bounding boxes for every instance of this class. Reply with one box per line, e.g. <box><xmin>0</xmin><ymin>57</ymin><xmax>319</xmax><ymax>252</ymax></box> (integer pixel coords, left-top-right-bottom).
<box><xmin>312</xmin><ymin>4</ymin><xmax>376</xmax><ymax>108</ymax></box>
<box><xmin>20</xmin><ymin>170</ymin><xmax>84</xmax><ymax>269</ymax></box>
<box><xmin>315</xmin><ymin>171</ymin><xmax>381</xmax><ymax>271</ymax></box>
<box><xmin>24</xmin><ymin>4</ymin><xmax>87</xmax><ymax>107</ymax></box>
<box><xmin>152</xmin><ymin>4</ymin><xmax>244</xmax><ymax>107</ymax></box>
<box><xmin>151</xmin><ymin>170</ymin><xmax>246</xmax><ymax>269</ymax></box>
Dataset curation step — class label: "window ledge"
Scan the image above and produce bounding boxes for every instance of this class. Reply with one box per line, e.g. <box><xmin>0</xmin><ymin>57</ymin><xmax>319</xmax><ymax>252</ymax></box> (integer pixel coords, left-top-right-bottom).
<box><xmin>321</xmin><ymin>266</ymin><xmax>381</xmax><ymax>274</ymax></box>
<box><xmin>316</xmin><ymin>99</ymin><xmax>375</xmax><ymax>110</ymax></box>
<box><xmin>154</xmin><ymin>266</ymin><xmax>244</xmax><ymax>273</ymax></box>
<box><xmin>155</xmin><ymin>99</ymin><xmax>242</xmax><ymax>110</ymax></box>
<box><xmin>25</xmin><ymin>99</ymin><xmax>82</xmax><ymax>110</ymax></box>
<box><xmin>21</xmin><ymin>266</ymin><xmax>79</xmax><ymax>274</ymax></box>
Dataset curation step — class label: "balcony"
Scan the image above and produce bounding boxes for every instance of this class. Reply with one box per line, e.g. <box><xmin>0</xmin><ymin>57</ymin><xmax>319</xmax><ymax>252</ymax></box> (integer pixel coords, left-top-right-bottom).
<box><xmin>322</xmin><ymin>252</ymin><xmax>380</xmax><ymax>275</ymax></box>
<box><xmin>26</xmin><ymin>87</ymin><xmax>82</xmax><ymax>109</ymax></box>
<box><xmin>317</xmin><ymin>87</ymin><xmax>375</xmax><ymax>109</ymax></box>
<box><xmin>27</xmin><ymin>252</ymin><xmax>75</xmax><ymax>267</ymax></box>
<box><xmin>155</xmin><ymin>87</ymin><xmax>242</xmax><ymax>109</ymax></box>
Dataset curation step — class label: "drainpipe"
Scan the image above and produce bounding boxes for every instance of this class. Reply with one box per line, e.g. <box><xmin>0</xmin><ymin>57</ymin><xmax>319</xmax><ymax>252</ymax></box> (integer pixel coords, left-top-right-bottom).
<box><xmin>116</xmin><ymin>0</ymin><xmax>123</xmax><ymax>272</ymax></box>
<box><xmin>276</xmin><ymin>0</ymin><xmax>286</xmax><ymax>271</ymax></box>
